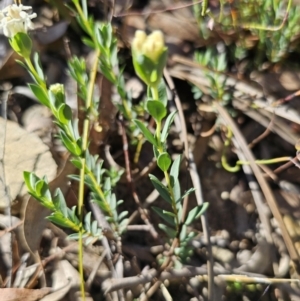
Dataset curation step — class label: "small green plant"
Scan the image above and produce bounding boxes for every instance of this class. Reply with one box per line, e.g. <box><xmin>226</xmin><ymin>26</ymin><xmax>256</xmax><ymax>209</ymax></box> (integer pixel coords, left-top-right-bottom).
<box><xmin>193</xmin><ymin>0</ymin><xmax>300</xmax><ymax>65</ymax></box>
<box><xmin>192</xmin><ymin>48</ymin><xmax>231</xmax><ymax>105</ymax></box>
<box><xmin>1</xmin><ymin>1</ymin><xmax>209</xmax><ymax>299</ymax></box>
<box><xmin>131</xmin><ymin>30</ymin><xmax>208</xmax><ymax>264</ymax></box>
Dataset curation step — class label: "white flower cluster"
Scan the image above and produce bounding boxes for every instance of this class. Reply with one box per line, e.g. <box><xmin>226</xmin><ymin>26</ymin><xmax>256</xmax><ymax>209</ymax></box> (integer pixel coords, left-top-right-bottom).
<box><xmin>0</xmin><ymin>4</ymin><xmax>36</xmax><ymax>38</ymax></box>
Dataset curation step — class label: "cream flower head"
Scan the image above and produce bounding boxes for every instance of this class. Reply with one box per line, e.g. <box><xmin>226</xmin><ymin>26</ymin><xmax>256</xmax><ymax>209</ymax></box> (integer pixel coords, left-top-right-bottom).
<box><xmin>0</xmin><ymin>4</ymin><xmax>37</xmax><ymax>38</ymax></box>
<box><xmin>132</xmin><ymin>30</ymin><xmax>165</xmax><ymax>63</ymax></box>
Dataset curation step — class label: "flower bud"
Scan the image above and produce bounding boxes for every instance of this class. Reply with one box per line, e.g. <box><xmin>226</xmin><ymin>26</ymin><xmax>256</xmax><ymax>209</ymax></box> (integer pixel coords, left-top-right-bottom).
<box><xmin>49</xmin><ymin>83</ymin><xmax>65</xmax><ymax>107</ymax></box>
<box><xmin>132</xmin><ymin>30</ymin><xmax>167</xmax><ymax>88</ymax></box>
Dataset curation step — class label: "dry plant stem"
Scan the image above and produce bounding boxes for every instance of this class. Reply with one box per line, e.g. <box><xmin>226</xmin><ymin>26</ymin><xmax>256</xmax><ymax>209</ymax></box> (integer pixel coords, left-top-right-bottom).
<box><xmin>232</xmin><ymin>140</ymin><xmax>279</xmax><ymax>275</ymax></box>
<box><xmin>273</xmin><ymin>156</ymin><xmax>300</xmax><ymax>174</ymax></box>
<box><xmin>170</xmin><ymin>55</ymin><xmax>300</xmax><ymax>126</ymax></box>
<box><xmin>25</xmin><ymin>242</ymin><xmax>79</xmax><ymax>289</ymax></box>
<box><xmin>188</xmin><ymin>149</ymin><xmax>215</xmax><ymax>299</ymax></box>
<box><xmin>163</xmin><ymin>68</ymin><xmax>215</xmax><ymax>300</ymax></box>
<box><xmin>248</xmin><ymin>113</ymin><xmax>275</xmax><ymax>149</ymax></box>
<box><xmin>0</xmin><ymin>220</ymin><xmax>23</xmax><ymax>237</ymax></box>
<box><xmin>218</xmin><ymin>274</ymin><xmax>300</xmax><ymax>284</ymax></box>
<box><xmin>140</xmin><ymin>280</ymin><xmax>161</xmax><ymax>301</ymax></box>
<box><xmin>272</xmin><ymin>89</ymin><xmax>300</xmax><ymax>106</ymax></box>
<box><xmin>114</xmin><ymin>0</ymin><xmax>204</xmax><ymax>17</ymax></box>
<box><xmin>103</xmin><ymin>266</ymin><xmax>228</xmax><ymax>293</ymax></box>
<box><xmin>90</xmin><ymin>200</ymin><xmax>123</xmax><ymax>301</ymax></box>
<box><xmin>214</xmin><ymin>101</ymin><xmax>300</xmax><ymax>273</ymax></box>
<box><xmin>118</xmin><ymin>118</ymin><xmax>159</xmax><ymax>240</ymax></box>
<box><xmin>1</xmin><ymin>90</ymin><xmax>12</xmax><ymax>288</ymax></box>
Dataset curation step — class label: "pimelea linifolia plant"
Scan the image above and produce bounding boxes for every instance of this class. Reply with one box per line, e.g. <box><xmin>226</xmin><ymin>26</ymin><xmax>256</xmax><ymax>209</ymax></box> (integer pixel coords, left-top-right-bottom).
<box><xmin>131</xmin><ymin>30</ymin><xmax>208</xmax><ymax>267</ymax></box>
<box><xmin>1</xmin><ymin>1</ymin><xmax>209</xmax><ymax>298</ymax></box>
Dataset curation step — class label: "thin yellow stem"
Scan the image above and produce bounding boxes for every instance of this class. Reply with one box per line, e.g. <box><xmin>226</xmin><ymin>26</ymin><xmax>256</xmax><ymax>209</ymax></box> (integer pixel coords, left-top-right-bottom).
<box><xmin>134</xmin><ymin>136</ymin><xmax>144</xmax><ymax>164</ymax></box>
<box><xmin>237</xmin><ymin>157</ymin><xmax>291</xmax><ymax>166</ymax></box>
<box><xmin>151</xmin><ymin>86</ymin><xmax>179</xmax><ymax>230</ymax></box>
<box><xmin>77</xmin><ymin>48</ymin><xmax>101</xmax><ymax>301</ymax></box>
<box><xmin>24</xmin><ymin>58</ymin><xmax>46</xmax><ymax>89</ymax></box>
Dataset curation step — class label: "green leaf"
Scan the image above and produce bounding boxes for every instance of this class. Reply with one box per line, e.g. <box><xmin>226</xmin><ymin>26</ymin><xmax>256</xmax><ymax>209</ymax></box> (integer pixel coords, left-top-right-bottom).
<box><xmin>33</xmin><ymin>52</ymin><xmax>45</xmax><ymax>81</ymax></box>
<box><xmin>133</xmin><ymin>119</ymin><xmax>157</xmax><ymax>146</ymax></box>
<box><xmin>158</xmin><ymin>223</ymin><xmax>177</xmax><ymax>238</ymax></box>
<box><xmin>57</xmin><ymin>103</ymin><xmax>72</xmax><ymax>125</ymax></box>
<box><xmin>146</xmin><ymin>100</ymin><xmax>166</xmax><ymax>122</ymax></box>
<box><xmin>180</xmin><ymin>224</ymin><xmax>187</xmax><ymax>241</ymax></box>
<box><xmin>170</xmin><ymin>155</ymin><xmax>181</xmax><ymax>185</ymax></box>
<box><xmin>28</xmin><ymin>84</ymin><xmax>49</xmax><ymax>107</ymax></box>
<box><xmin>53</xmin><ymin>188</ymin><xmax>68</xmax><ymax>216</ymax></box>
<box><xmin>157</xmin><ymin>152</ymin><xmax>171</xmax><ymax>172</ymax></box>
<box><xmin>173</xmin><ymin>178</ymin><xmax>181</xmax><ymax>204</ymax></box>
<box><xmin>70</xmin><ymin>158</ymin><xmax>83</xmax><ymax>169</ymax></box>
<box><xmin>152</xmin><ymin>206</ymin><xmax>175</xmax><ymax>226</ymax></box>
<box><xmin>23</xmin><ymin>171</ymin><xmax>40</xmax><ymax>192</ymax></box>
<box><xmin>84</xmin><ymin>212</ymin><xmax>92</xmax><ymax>232</ymax></box>
<box><xmin>149</xmin><ymin>174</ymin><xmax>172</xmax><ymax>204</ymax></box>
<box><xmin>161</xmin><ymin>111</ymin><xmax>177</xmax><ymax>143</ymax></box>
<box><xmin>157</xmin><ymin>79</ymin><xmax>168</xmax><ymax>107</ymax></box>
<box><xmin>185</xmin><ymin>203</ymin><xmax>209</xmax><ymax>225</ymax></box>
<box><xmin>34</xmin><ymin>179</ymin><xmax>47</xmax><ymax>197</ymax></box>
<box><xmin>60</xmin><ymin>131</ymin><xmax>82</xmax><ymax>156</ymax></box>
<box><xmin>118</xmin><ymin>211</ymin><xmax>128</xmax><ymax>222</ymax></box>
<box><xmin>9</xmin><ymin>32</ymin><xmax>32</xmax><ymax>58</ymax></box>
<box><xmin>181</xmin><ymin>188</ymin><xmax>196</xmax><ymax>201</ymax></box>
<box><xmin>82</xmin><ymin>37</ymin><xmax>95</xmax><ymax>49</ymax></box>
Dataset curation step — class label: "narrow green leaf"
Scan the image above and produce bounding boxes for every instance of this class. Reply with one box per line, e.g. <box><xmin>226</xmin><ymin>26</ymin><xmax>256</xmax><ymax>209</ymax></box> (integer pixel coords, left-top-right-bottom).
<box><xmin>149</xmin><ymin>174</ymin><xmax>172</xmax><ymax>204</ymax></box>
<box><xmin>118</xmin><ymin>211</ymin><xmax>128</xmax><ymax>222</ymax></box>
<box><xmin>33</xmin><ymin>52</ymin><xmax>44</xmax><ymax>81</ymax></box>
<box><xmin>158</xmin><ymin>223</ymin><xmax>177</xmax><ymax>238</ymax></box>
<box><xmin>84</xmin><ymin>212</ymin><xmax>92</xmax><ymax>233</ymax></box>
<box><xmin>173</xmin><ymin>178</ymin><xmax>181</xmax><ymax>203</ymax></box>
<box><xmin>185</xmin><ymin>203</ymin><xmax>209</xmax><ymax>225</ymax></box>
<box><xmin>23</xmin><ymin>171</ymin><xmax>36</xmax><ymax>192</ymax></box>
<box><xmin>9</xmin><ymin>32</ymin><xmax>32</xmax><ymax>58</ymax></box>
<box><xmin>133</xmin><ymin>119</ymin><xmax>157</xmax><ymax>146</ymax></box>
<box><xmin>28</xmin><ymin>84</ymin><xmax>49</xmax><ymax>107</ymax></box>
<box><xmin>53</xmin><ymin>188</ymin><xmax>67</xmax><ymax>216</ymax></box>
<box><xmin>152</xmin><ymin>206</ymin><xmax>175</xmax><ymax>226</ymax></box>
<box><xmin>91</xmin><ymin>220</ymin><xmax>99</xmax><ymax>236</ymax></box>
<box><xmin>70</xmin><ymin>158</ymin><xmax>83</xmax><ymax>169</ymax></box>
<box><xmin>180</xmin><ymin>224</ymin><xmax>187</xmax><ymax>241</ymax></box>
<box><xmin>157</xmin><ymin>152</ymin><xmax>171</xmax><ymax>172</ymax></box>
<box><xmin>57</xmin><ymin>103</ymin><xmax>72</xmax><ymax>125</ymax></box>
<box><xmin>161</xmin><ymin>111</ymin><xmax>177</xmax><ymax>143</ymax></box>
<box><xmin>34</xmin><ymin>179</ymin><xmax>45</xmax><ymax>197</ymax></box>
<box><xmin>181</xmin><ymin>188</ymin><xmax>196</xmax><ymax>201</ymax></box>
<box><xmin>157</xmin><ymin>79</ymin><xmax>168</xmax><ymax>107</ymax></box>
<box><xmin>146</xmin><ymin>100</ymin><xmax>166</xmax><ymax>122</ymax></box>
<box><xmin>170</xmin><ymin>155</ymin><xmax>181</xmax><ymax>185</ymax></box>
<box><xmin>60</xmin><ymin>131</ymin><xmax>82</xmax><ymax>156</ymax></box>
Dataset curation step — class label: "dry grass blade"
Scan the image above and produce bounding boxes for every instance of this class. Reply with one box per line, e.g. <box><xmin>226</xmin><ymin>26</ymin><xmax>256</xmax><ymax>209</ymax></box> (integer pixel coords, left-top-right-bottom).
<box><xmin>214</xmin><ymin>101</ymin><xmax>300</xmax><ymax>273</ymax></box>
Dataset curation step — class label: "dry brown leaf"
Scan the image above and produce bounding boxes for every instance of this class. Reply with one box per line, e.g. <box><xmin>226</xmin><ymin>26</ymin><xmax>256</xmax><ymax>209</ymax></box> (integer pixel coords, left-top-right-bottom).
<box><xmin>0</xmin><ymin>117</ymin><xmax>57</xmax><ymax>209</ymax></box>
<box><xmin>0</xmin><ymin>287</ymin><xmax>51</xmax><ymax>301</ymax></box>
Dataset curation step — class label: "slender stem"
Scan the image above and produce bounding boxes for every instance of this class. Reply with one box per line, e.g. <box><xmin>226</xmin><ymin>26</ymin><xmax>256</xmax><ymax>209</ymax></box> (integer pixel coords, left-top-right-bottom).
<box><xmin>77</xmin><ymin>48</ymin><xmax>101</xmax><ymax>300</ymax></box>
<box><xmin>164</xmin><ymin>171</ymin><xmax>179</xmax><ymax>229</ymax></box>
<box><xmin>151</xmin><ymin>86</ymin><xmax>159</xmax><ymax>100</ymax></box>
<box><xmin>151</xmin><ymin>85</ymin><xmax>179</xmax><ymax>230</ymax></box>
<box><xmin>24</xmin><ymin>58</ymin><xmax>46</xmax><ymax>90</ymax></box>
<box><xmin>133</xmin><ymin>135</ymin><xmax>144</xmax><ymax>164</ymax></box>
